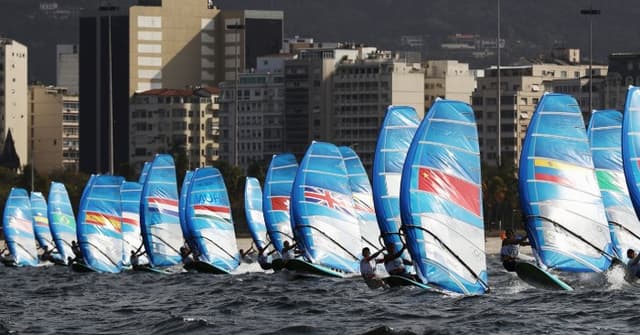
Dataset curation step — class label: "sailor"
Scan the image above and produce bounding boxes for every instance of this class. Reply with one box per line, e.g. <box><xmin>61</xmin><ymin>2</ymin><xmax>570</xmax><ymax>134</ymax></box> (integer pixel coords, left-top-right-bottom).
<box><xmin>130</xmin><ymin>250</ymin><xmax>141</xmax><ymax>268</ymax></box>
<box><xmin>180</xmin><ymin>246</ymin><xmax>194</xmax><ymax>264</ymax></box>
<box><xmin>500</xmin><ymin>229</ymin><xmax>530</xmax><ymax>272</ymax></box>
<box><xmin>383</xmin><ymin>242</ymin><xmax>414</xmax><ymax>279</ymax></box>
<box><xmin>360</xmin><ymin>247</ymin><xmax>385</xmax><ymax>288</ymax></box>
<box><xmin>282</xmin><ymin>240</ymin><xmax>297</xmax><ymax>262</ymax></box>
<box><xmin>39</xmin><ymin>245</ymin><xmax>55</xmax><ymax>263</ymax></box>
<box><xmin>71</xmin><ymin>240</ymin><xmax>83</xmax><ymax>263</ymax></box>
<box><xmin>626</xmin><ymin>249</ymin><xmax>640</xmax><ymax>279</ymax></box>
<box><xmin>256</xmin><ymin>246</ymin><xmax>273</xmax><ymax>270</ymax></box>
<box><xmin>239</xmin><ymin>246</ymin><xmax>256</xmax><ymax>263</ymax></box>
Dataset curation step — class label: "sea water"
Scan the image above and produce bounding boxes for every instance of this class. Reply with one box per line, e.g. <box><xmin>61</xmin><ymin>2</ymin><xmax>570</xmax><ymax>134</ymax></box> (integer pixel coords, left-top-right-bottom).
<box><xmin>0</xmin><ymin>255</ymin><xmax>638</xmax><ymax>334</ymax></box>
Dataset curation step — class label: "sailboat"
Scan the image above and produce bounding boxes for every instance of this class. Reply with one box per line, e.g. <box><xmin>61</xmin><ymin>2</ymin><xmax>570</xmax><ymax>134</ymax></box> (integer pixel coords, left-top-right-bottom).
<box><xmin>120</xmin><ymin>181</ymin><xmax>145</xmax><ymax>267</ymax></box>
<box><xmin>139</xmin><ymin>154</ymin><xmax>183</xmax><ymax>272</ymax></box>
<box><xmin>372</xmin><ymin>106</ymin><xmax>420</xmax><ymax>283</ymax></box>
<box><xmin>339</xmin><ymin>146</ymin><xmax>380</xmax><ymax>250</ymax></box>
<box><xmin>30</xmin><ymin>192</ymin><xmax>56</xmax><ymax>255</ymax></box>
<box><xmin>262</xmin><ymin>153</ymin><xmax>298</xmax><ymax>269</ymax></box>
<box><xmin>179</xmin><ymin>171</ymin><xmax>194</xmax><ymax>247</ymax></box>
<box><xmin>184</xmin><ymin>167</ymin><xmax>240</xmax><ymax>274</ymax></box>
<box><xmin>244</xmin><ymin>177</ymin><xmax>271</xmax><ymax>253</ymax></box>
<box><xmin>400</xmin><ymin>99</ymin><xmax>487</xmax><ymax>295</ymax></box>
<box><xmin>47</xmin><ymin>181</ymin><xmax>77</xmax><ymax>265</ymax></box>
<box><xmin>289</xmin><ymin>141</ymin><xmax>361</xmax><ymax>277</ymax></box>
<box><xmin>519</xmin><ymin>93</ymin><xmax>613</xmax><ymax>290</ymax></box>
<box><xmin>2</xmin><ymin>188</ymin><xmax>38</xmax><ymax>266</ymax></box>
<box><xmin>74</xmin><ymin>175</ymin><xmax>125</xmax><ymax>273</ymax></box>
<box><xmin>589</xmin><ymin>109</ymin><xmax>640</xmax><ymax>263</ymax></box>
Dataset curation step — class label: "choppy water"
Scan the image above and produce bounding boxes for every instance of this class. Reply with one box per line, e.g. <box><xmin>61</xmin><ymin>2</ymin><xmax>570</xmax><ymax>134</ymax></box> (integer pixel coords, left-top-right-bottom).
<box><xmin>0</xmin><ymin>255</ymin><xmax>638</xmax><ymax>334</ymax></box>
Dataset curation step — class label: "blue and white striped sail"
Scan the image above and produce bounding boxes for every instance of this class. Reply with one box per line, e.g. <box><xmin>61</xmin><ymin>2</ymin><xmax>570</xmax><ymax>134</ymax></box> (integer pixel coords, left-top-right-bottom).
<box><xmin>263</xmin><ymin>153</ymin><xmax>298</xmax><ymax>254</ymax></box>
<box><xmin>77</xmin><ymin>175</ymin><xmax>125</xmax><ymax>273</ymax></box>
<box><xmin>121</xmin><ymin>181</ymin><xmax>144</xmax><ymax>264</ymax></box>
<box><xmin>590</xmin><ymin>109</ymin><xmax>640</xmax><ymax>262</ymax></box>
<box><xmin>244</xmin><ymin>177</ymin><xmax>269</xmax><ymax>250</ymax></box>
<box><xmin>372</xmin><ymin>106</ymin><xmax>420</xmax><ymax>260</ymax></box>
<box><xmin>519</xmin><ymin>93</ymin><xmax>613</xmax><ymax>272</ymax></box>
<box><xmin>140</xmin><ymin>154</ymin><xmax>183</xmax><ymax>267</ymax></box>
<box><xmin>291</xmin><ymin>141</ymin><xmax>361</xmax><ymax>274</ymax></box>
<box><xmin>186</xmin><ymin>167</ymin><xmax>240</xmax><ymax>272</ymax></box>
<box><xmin>339</xmin><ymin>146</ymin><xmax>380</xmax><ymax>250</ymax></box>
<box><xmin>179</xmin><ymin>171</ymin><xmax>194</xmax><ymax>245</ymax></box>
<box><xmin>3</xmin><ymin>188</ymin><xmax>38</xmax><ymax>266</ymax></box>
<box><xmin>400</xmin><ymin>99</ymin><xmax>487</xmax><ymax>295</ymax></box>
<box><xmin>138</xmin><ymin>161</ymin><xmax>151</xmax><ymax>184</ymax></box>
<box><xmin>47</xmin><ymin>181</ymin><xmax>77</xmax><ymax>264</ymax></box>
<box><xmin>30</xmin><ymin>191</ymin><xmax>54</xmax><ymax>251</ymax></box>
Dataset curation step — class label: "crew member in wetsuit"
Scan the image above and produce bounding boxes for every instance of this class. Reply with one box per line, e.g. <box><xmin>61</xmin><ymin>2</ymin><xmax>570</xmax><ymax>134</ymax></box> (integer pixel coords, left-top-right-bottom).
<box><xmin>180</xmin><ymin>246</ymin><xmax>194</xmax><ymax>264</ymax></box>
<box><xmin>383</xmin><ymin>242</ymin><xmax>414</xmax><ymax>279</ymax></box>
<box><xmin>360</xmin><ymin>247</ymin><xmax>385</xmax><ymax>288</ymax></box>
<box><xmin>626</xmin><ymin>249</ymin><xmax>640</xmax><ymax>280</ymax></box>
<box><xmin>70</xmin><ymin>240</ymin><xmax>83</xmax><ymax>264</ymax></box>
<box><xmin>500</xmin><ymin>229</ymin><xmax>530</xmax><ymax>272</ymax></box>
<box><xmin>282</xmin><ymin>240</ymin><xmax>297</xmax><ymax>262</ymax></box>
<box><xmin>256</xmin><ymin>245</ymin><xmax>273</xmax><ymax>270</ymax></box>
<box><xmin>39</xmin><ymin>245</ymin><xmax>55</xmax><ymax>263</ymax></box>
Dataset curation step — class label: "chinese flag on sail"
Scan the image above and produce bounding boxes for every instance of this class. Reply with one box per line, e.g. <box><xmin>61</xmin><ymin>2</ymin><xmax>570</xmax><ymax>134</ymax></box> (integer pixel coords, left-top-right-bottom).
<box><xmin>418</xmin><ymin>167</ymin><xmax>481</xmax><ymax>216</ymax></box>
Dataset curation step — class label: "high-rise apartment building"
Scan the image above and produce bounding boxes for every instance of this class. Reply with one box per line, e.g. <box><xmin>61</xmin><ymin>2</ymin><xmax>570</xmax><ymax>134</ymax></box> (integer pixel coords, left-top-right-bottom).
<box><xmin>473</xmin><ymin>63</ymin><xmax>598</xmax><ymax>167</ymax></box>
<box><xmin>218</xmin><ymin>55</ymin><xmax>289</xmax><ymax>170</ymax></box>
<box><xmin>0</xmin><ymin>38</ymin><xmax>28</xmax><ymax>169</ymax></box>
<box><xmin>550</xmin><ymin>67</ymin><xmax>607</xmax><ymax>124</ymax></box>
<box><xmin>423</xmin><ymin>60</ymin><xmax>476</xmax><ymax>108</ymax></box>
<box><xmin>80</xmin><ymin>1</ymin><xmax>283</xmax><ymax>174</ymax></box>
<box><xmin>56</xmin><ymin>44</ymin><xmax>79</xmax><ymax>95</ymax></box>
<box><xmin>604</xmin><ymin>53</ymin><xmax>640</xmax><ymax>111</ymax></box>
<box><xmin>332</xmin><ymin>55</ymin><xmax>424</xmax><ymax>168</ymax></box>
<box><xmin>29</xmin><ymin>85</ymin><xmax>79</xmax><ymax>173</ymax></box>
<box><xmin>129</xmin><ymin>87</ymin><xmax>220</xmax><ymax>171</ymax></box>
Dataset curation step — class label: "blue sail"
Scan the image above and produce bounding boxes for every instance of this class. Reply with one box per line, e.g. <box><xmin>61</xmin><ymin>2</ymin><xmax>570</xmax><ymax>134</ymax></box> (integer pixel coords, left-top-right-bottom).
<box><xmin>47</xmin><ymin>181</ymin><xmax>77</xmax><ymax>264</ymax></box>
<box><xmin>3</xmin><ymin>188</ymin><xmax>38</xmax><ymax>266</ymax></box>
<box><xmin>244</xmin><ymin>177</ymin><xmax>269</xmax><ymax>250</ymax></box>
<box><xmin>400</xmin><ymin>99</ymin><xmax>487</xmax><ymax>295</ymax></box>
<box><xmin>519</xmin><ymin>93</ymin><xmax>613</xmax><ymax>272</ymax></box>
<box><xmin>30</xmin><ymin>191</ymin><xmax>55</xmax><ymax>251</ymax></box>
<box><xmin>590</xmin><ymin>109</ymin><xmax>640</xmax><ymax>262</ymax></box>
<box><xmin>121</xmin><ymin>181</ymin><xmax>144</xmax><ymax>264</ymax></box>
<box><xmin>372</xmin><ymin>106</ymin><xmax>420</xmax><ymax>261</ymax></box>
<box><xmin>138</xmin><ymin>161</ymin><xmax>151</xmax><ymax>184</ymax></box>
<box><xmin>185</xmin><ymin>167</ymin><xmax>240</xmax><ymax>272</ymax></box>
<box><xmin>339</xmin><ymin>146</ymin><xmax>380</xmax><ymax>250</ymax></box>
<box><xmin>179</xmin><ymin>171</ymin><xmax>194</xmax><ymax>244</ymax></box>
<box><xmin>77</xmin><ymin>175</ymin><xmax>125</xmax><ymax>272</ymax></box>
<box><xmin>140</xmin><ymin>154</ymin><xmax>183</xmax><ymax>267</ymax></box>
<box><xmin>263</xmin><ymin>153</ymin><xmax>298</xmax><ymax>254</ymax></box>
<box><xmin>291</xmin><ymin>141</ymin><xmax>361</xmax><ymax>274</ymax></box>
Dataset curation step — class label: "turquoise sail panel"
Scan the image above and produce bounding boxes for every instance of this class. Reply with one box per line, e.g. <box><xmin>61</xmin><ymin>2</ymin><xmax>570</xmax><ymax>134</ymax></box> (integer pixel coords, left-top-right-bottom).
<box><xmin>179</xmin><ymin>171</ymin><xmax>194</xmax><ymax>245</ymax></box>
<box><xmin>372</xmin><ymin>106</ymin><xmax>420</xmax><ymax>261</ymax></box>
<box><xmin>30</xmin><ymin>191</ymin><xmax>54</xmax><ymax>251</ymax></box>
<box><xmin>519</xmin><ymin>93</ymin><xmax>613</xmax><ymax>272</ymax></box>
<box><xmin>77</xmin><ymin>175</ymin><xmax>124</xmax><ymax>273</ymax></box>
<box><xmin>140</xmin><ymin>154</ymin><xmax>183</xmax><ymax>267</ymax></box>
<box><xmin>3</xmin><ymin>188</ymin><xmax>38</xmax><ymax>266</ymax></box>
<box><xmin>121</xmin><ymin>181</ymin><xmax>144</xmax><ymax>264</ymax></box>
<box><xmin>186</xmin><ymin>167</ymin><xmax>240</xmax><ymax>272</ymax></box>
<box><xmin>263</xmin><ymin>153</ymin><xmax>298</xmax><ymax>254</ymax></box>
<box><xmin>138</xmin><ymin>161</ymin><xmax>151</xmax><ymax>184</ymax></box>
<box><xmin>339</xmin><ymin>146</ymin><xmax>380</xmax><ymax>250</ymax></box>
<box><xmin>47</xmin><ymin>181</ymin><xmax>77</xmax><ymax>264</ymax></box>
<box><xmin>400</xmin><ymin>99</ymin><xmax>487</xmax><ymax>295</ymax></box>
<box><xmin>291</xmin><ymin>141</ymin><xmax>361</xmax><ymax>274</ymax></box>
<box><xmin>244</xmin><ymin>177</ymin><xmax>269</xmax><ymax>250</ymax></box>
<box><xmin>589</xmin><ymin>109</ymin><xmax>640</xmax><ymax>263</ymax></box>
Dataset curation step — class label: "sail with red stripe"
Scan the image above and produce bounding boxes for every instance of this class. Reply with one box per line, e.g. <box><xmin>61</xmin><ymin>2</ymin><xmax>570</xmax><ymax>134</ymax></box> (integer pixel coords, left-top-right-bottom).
<box><xmin>121</xmin><ymin>181</ymin><xmax>144</xmax><ymax>265</ymax></box>
<box><xmin>262</xmin><ymin>153</ymin><xmax>298</xmax><ymax>254</ymax></box>
<box><xmin>185</xmin><ymin>167</ymin><xmax>239</xmax><ymax>273</ymax></box>
<box><xmin>519</xmin><ymin>93</ymin><xmax>613</xmax><ymax>273</ymax></box>
<box><xmin>140</xmin><ymin>154</ymin><xmax>183</xmax><ymax>267</ymax></box>
<box><xmin>400</xmin><ymin>99</ymin><xmax>487</xmax><ymax>295</ymax></box>
<box><xmin>77</xmin><ymin>175</ymin><xmax>125</xmax><ymax>272</ymax></box>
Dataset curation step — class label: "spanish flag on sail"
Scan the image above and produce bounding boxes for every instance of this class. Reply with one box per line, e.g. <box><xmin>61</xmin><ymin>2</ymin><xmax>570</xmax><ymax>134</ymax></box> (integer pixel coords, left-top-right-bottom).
<box><xmin>85</xmin><ymin>211</ymin><xmax>122</xmax><ymax>232</ymax></box>
<box><xmin>418</xmin><ymin>167</ymin><xmax>481</xmax><ymax>216</ymax></box>
<box><xmin>534</xmin><ymin>158</ymin><xmax>596</xmax><ymax>190</ymax></box>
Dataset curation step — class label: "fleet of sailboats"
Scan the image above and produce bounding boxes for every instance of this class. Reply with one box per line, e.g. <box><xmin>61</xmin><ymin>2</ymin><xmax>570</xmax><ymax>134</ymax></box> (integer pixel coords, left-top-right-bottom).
<box><xmin>5</xmin><ymin>89</ymin><xmax>640</xmax><ymax>295</ymax></box>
